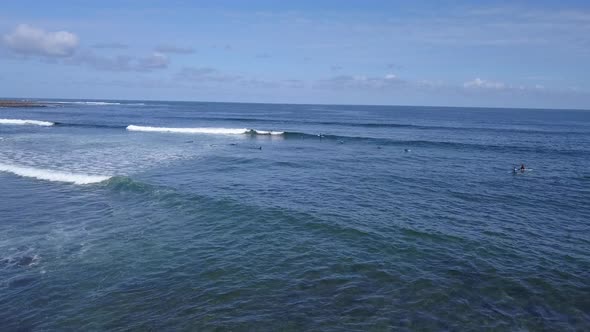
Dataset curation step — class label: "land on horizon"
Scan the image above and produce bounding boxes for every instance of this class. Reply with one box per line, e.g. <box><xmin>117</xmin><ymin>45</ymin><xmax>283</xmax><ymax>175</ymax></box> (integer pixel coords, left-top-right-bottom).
<box><xmin>1</xmin><ymin>97</ymin><xmax>589</xmax><ymax>112</ymax></box>
<box><xmin>0</xmin><ymin>100</ymin><xmax>47</xmax><ymax>108</ymax></box>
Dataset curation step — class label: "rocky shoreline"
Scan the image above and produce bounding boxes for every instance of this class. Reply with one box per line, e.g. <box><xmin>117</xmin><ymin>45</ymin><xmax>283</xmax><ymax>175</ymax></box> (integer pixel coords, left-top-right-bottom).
<box><xmin>0</xmin><ymin>100</ymin><xmax>47</xmax><ymax>108</ymax></box>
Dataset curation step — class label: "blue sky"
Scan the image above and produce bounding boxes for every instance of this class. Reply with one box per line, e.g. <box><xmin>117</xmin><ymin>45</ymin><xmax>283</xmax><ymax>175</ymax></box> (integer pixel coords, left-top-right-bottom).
<box><xmin>1</xmin><ymin>0</ymin><xmax>589</xmax><ymax>109</ymax></box>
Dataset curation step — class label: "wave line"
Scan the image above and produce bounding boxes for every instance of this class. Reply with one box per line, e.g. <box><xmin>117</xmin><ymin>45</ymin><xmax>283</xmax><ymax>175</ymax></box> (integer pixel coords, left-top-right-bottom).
<box><xmin>0</xmin><ymin>119</ymin><xmax>54</xmax><ymax>126</ymax></box>
<box><xmin>126</xmin><ymin>125</ymin><xmax>284</xmax><ymax>135</ymax></box>
<box><xmin>0</xmin><ymin>163</ymin><xmax>111</xmax><ymax>185</ymax></box>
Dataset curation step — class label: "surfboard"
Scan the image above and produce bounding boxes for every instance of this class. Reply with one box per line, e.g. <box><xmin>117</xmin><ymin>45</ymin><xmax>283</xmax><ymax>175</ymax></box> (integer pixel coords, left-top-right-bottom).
<box><xmin>513</xmin><ymin>168</ymin><xmax>533</xmax><ymax>173</ymax></box>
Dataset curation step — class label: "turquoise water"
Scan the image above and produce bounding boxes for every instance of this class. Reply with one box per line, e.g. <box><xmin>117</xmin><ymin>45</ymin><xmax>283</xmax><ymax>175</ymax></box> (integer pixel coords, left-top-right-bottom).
<box><xmin>1</xmin><ymin>101</ymin><xmax>589</xmax><ymax>330</ymax></box>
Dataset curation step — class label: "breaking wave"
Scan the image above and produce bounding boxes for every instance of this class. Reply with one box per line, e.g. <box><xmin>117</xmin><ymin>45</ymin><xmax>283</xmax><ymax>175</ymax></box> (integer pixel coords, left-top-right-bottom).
<box><xmin>126</xmin><ymin>125</ymin><xmax>284</xmax><ymax>135</ymax></box>
<box><xmin>250</xmin><ymin>129</ymin><xmax>284</xmax><ymax>135</ymax></box>
<box><xmin>0</xmin><ymin>119</ymin><xmax>54</xmax><ymax>126</ymax></box>
<box><xmin>4</xmin><ymin>118</ymin><xmax>581</xmax><ymax>156</ymax></box>
<box><xmin>161</xmin><ymin>116</ymin><xmax>585</xmax><ymax>135</ymax></box>
<box><xmin>0</xmin><ymin>163</ymin><xmax>111</xmax><ymax>185</ymax></box>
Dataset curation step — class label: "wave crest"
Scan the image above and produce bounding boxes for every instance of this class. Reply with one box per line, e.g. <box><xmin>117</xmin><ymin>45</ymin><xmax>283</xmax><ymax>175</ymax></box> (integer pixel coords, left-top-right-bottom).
<box><xmin>0</xmin><ymin>163</ymin><xmax>111</xmax><ymax>185</ymax></box>
<box><xmin>126</xmin><ymin>125</ymin><xmax>284</xmax><ymax>136</ymax></box>
<box><xmin>0</xmin><ymin>119</ymin><xmax>54</xmax><ymax>126</ymax></box>
<box><xmin>249</xmin><ymin>129</ymin><xmax>284</xmax><ymax>135</ymax></box>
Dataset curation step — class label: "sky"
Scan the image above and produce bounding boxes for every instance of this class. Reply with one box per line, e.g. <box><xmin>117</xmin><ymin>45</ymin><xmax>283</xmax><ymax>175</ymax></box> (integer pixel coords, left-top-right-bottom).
<box><xmin>0</xmin><ymin>0</ymin><xmax>589</xmax><ymax>109</ymax></box>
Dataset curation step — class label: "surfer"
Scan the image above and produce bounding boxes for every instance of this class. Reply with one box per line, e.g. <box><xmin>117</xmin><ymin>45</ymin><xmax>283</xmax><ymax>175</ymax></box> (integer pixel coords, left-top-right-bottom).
<box><xmin>520</xmin><ymin>164</ymin><xmax>526</xmax><ymax>172</ymax></box>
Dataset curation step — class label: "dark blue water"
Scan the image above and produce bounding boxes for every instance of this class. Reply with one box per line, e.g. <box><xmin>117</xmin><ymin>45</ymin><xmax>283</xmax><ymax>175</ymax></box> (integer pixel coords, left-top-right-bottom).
<box><xmin>1</xmin><ymin>100</ymin><xmax>589</xmax><ymax>330</ymax></box>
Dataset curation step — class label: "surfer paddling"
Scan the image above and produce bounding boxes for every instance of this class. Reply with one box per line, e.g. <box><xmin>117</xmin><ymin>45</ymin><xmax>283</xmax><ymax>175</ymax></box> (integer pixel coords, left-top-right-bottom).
<box><xmin>513</xmin><ymin>164</ymin><xmax>527</xmax><ymax>173</ymax></box>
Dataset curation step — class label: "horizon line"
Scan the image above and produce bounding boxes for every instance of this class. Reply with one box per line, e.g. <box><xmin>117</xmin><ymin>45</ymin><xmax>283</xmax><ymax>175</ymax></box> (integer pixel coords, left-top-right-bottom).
<box><xmin>1</xmin><ymin>96</ymin><xmax>589</xmax><ymax>112</ymax></box>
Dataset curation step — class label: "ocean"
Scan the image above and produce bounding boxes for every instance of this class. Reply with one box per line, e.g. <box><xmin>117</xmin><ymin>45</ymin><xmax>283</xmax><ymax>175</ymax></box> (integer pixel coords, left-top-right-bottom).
<box><xmin>1</xmin><ymin>100</ymin><xmax>589</xmax><ymax>330</ymax></box>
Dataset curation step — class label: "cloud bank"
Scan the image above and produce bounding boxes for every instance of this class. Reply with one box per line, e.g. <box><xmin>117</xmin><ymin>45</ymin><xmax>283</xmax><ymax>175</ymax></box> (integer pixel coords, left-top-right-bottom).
<box><xmin>2</xmin><ymin>24</ymin><xmax>170</xmax><ymax>72</ymax></box>
<box><xmin>318</xmin><ymin>73</ymin><xmax>404</xmax><ymax>90</ymax></box>
<box><xmin>68</xmin><ymin>51</ymin><xmax>170</xmax><ymax>72</ymax></box>
<box><xmin>464</xmin><ymin>78</ymin><xmax>505</xmax><ymax>89</ymax></box>
<box><xmin>2</xmin><ymin>24</ymin><xmax>79</xmax><ymax>57</ymax></box>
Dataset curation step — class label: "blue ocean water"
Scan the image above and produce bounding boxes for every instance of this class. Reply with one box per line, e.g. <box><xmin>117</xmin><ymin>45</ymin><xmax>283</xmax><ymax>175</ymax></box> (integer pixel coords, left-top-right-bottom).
<box><xmin>1</xmin><ymin>100</ymin><xmax>589</xmax><ymax>330</ymax></box>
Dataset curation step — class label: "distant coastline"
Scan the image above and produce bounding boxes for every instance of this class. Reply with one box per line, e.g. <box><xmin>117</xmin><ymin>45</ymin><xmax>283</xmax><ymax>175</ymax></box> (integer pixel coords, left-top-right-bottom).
<box><xmin>0</xmin><ymin>100</ymin><xmax>47</xmax><ymax>108</ymax></box>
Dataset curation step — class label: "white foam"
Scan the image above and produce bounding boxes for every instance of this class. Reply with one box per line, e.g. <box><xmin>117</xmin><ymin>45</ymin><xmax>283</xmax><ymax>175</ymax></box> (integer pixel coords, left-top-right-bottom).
<box><xmin>0</xmin><ymin>163</ymin><xmax>111</xmax><ymax>185</ymax></box>
<box><xmin>85</xmin><ymin>102</ymin><xmax>119</xmax><ymax>105</ymax></box>
<box><xmin>127</xmin><ymin>125</ymin><xmax>285</xmax><ymax>136</ymax></box>
<box><xmin>0</xmin><ymin>119</ymin><xmax>54</xmax><ymax>126</ymax></box>
<box><xmin>127</xmin><ymin>125</ymin><xmax>250</xmax><ymax>135</ymax></box>
<box><xmin>253</xmin><ymin>130</ymin><xmax>285</xmax><ymax>135</ymax></box>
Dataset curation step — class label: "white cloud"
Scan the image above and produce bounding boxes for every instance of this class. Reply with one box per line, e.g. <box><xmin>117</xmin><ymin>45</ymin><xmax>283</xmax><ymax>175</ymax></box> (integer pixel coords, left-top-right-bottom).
<box><xmin>463</xmin><ymin>78</ymin><xmax>505</xmax><ymax>89</ymax></box>
<box><xmin>318</xmin><ymin>73</ymin><xmax>405</xmax><ymax>90</ymax></box>
<box><xmin>319</xmin><ymin>74</ymin><xmax>553</xmax><ymax>95</ymax></box>
<box><xmin>463</xmin><ymin>78</ymin><xmax>557</xmax><ymax>93</ymax></box>
<box><xmin>2</xmin><ymin>24</ymin><xmax>79</xmax><ymax>57</ymax></box>
<box><xmin>138</xmin><ymin>52</ymin><xmax>169</xmax><ymax>70</ymax></box>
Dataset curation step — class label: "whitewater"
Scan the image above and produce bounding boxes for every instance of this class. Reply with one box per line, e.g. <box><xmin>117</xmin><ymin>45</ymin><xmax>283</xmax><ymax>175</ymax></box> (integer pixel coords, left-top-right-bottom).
<box><xmin>0</xmin><ymin>118</ymin><xmax>54</xmax><ymax>126</ymax></box>
<box><xmin>0</xmin><ymin>163</ymin><xmax>111</xmax><ymax>184</ymax></box>
<box><xmin>126</xmin><ymin>124</ymin><xmax>284</xmax><ymax>135</ymax></box>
